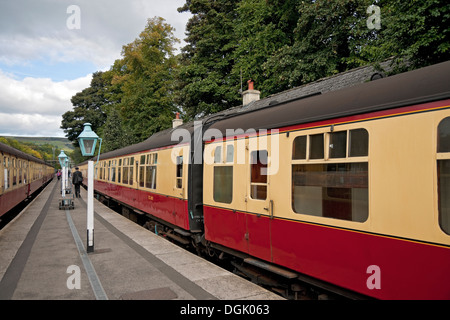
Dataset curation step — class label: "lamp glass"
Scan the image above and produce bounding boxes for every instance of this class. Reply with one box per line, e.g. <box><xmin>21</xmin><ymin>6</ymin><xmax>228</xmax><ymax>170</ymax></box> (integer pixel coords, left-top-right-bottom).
<box><xmin>81</xmin><ymin>139</ymin><xmax>96</xmax><ymax>156</ymax></box>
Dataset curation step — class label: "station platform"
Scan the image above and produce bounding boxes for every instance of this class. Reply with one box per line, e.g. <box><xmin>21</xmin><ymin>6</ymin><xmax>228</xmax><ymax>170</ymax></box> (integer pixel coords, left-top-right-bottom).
<box><xmin>0</xmin><ymin>179</ymin><xmax>283</xmax><ymax>301</ymax></box>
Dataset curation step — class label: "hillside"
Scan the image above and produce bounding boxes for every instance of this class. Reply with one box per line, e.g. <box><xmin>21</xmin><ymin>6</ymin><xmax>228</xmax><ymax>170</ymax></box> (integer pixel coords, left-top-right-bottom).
<box><xmin>9</xmin><ymin>136</ymin><xmax>74</xmax><ymax>152</ymax></box>
<box><xmin>0</xmin><ymin>136</ymin><xmax>73</xmax><ymax>164</ymax></box>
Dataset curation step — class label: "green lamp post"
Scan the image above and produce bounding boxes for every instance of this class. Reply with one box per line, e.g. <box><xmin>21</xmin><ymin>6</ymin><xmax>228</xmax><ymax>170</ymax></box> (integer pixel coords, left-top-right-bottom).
<box><xmin>77</xmin><ymin>123</ymin><xmax>102</xmax><ymax>253</ymax></box>
<box><xmin>58</xmin><ymin>150</ymin><xmax>69</xmax><ymax>198</ymax></box>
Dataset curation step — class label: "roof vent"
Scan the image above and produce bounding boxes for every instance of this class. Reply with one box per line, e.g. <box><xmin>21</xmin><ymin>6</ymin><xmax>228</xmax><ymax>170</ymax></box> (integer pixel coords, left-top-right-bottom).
<box><xmin>242</xmin><ymin>80</ymin><xmax>260</xmax><ymax>106</ymax></box>
<box><xmin>172</xmin><ymin>112</ymin><xmax>183</xmax><ymax>128</ymax></box>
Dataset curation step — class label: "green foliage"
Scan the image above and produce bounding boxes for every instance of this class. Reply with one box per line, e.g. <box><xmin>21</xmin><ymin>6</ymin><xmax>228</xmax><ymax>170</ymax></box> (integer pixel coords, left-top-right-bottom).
<box><xmin>60</xmin><ymin>71</ymin><xmax>109</xmax><ymax>144</ymax></box>
<box><xmin>101</xmin><ymin>107</ymin><xmax>135</xmax><ymax>152</ymax></box>
<box><xmin>360</xmin><ymin>0</ymin><xmax>450</xmax><ymax>72</ymax></box>
<box><xmin>232</xmin><ymin>0</ymin><xmax>300</xmax><ymax>96</ymax></box>
<box><xmin>106</xmin><ymin>17</ymin><xmax>179</xmax><ymax>142</ymax></box>
<box><xmin>263</xmin><ymin>0</ymin><xmax>376</xmax><ymax>90</ymax></box>
<box><xmin>176</xmin><ymin>0</ymin><xmax>242</xmax><ymax>119</ymax></box>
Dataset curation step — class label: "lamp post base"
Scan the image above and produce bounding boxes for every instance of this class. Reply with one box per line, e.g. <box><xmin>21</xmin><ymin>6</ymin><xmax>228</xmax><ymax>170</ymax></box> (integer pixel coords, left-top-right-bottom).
<box><xmin>87</xmin><ymin>229</ymin><xmax>94</xmax><ymax>253</ymax></box>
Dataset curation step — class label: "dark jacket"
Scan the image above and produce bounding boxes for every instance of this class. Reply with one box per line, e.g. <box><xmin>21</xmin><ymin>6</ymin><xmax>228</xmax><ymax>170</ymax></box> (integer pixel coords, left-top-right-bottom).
<box><xmin>72</xmin><ymin>170</ymin><xmax>83</xmax><ymax>185</ymax></box>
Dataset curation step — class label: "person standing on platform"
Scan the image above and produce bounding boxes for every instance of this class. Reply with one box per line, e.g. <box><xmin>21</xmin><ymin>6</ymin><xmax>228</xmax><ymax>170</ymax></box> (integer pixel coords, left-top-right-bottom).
<box><xmin>72</xmin><ymin>167</ymin><xmax>83</xmax><ymax>198</ymax></box>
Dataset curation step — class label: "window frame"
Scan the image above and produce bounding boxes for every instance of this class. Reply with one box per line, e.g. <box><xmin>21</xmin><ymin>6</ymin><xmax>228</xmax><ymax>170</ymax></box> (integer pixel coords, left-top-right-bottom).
<box><xmin>136</xmin><ymin>152</ymin><xmax>158</xmax><ymax>190</ymax></box>
<box><xmin>212</xmin><ymin>142</ymin><xmax>234</xmax><ymax>204</ymax></box>
<box><xmin>176</xmin><ymin>155</ymin><xmax>183</xmax><ymax>189</ymax></box>
<box><xmin>291</xmin><ymin>127</ymin><xmax>369</xmax><ymax>223</ymax></box>
<box><xmin>437</xmin><ymin>117</ymin><xmax>450</xmax><ymax>235</ymax></box>
<box><xmin>249</xmin><ymin>149</ymin><xmax>268</xmax><ymax>201</ymax></box>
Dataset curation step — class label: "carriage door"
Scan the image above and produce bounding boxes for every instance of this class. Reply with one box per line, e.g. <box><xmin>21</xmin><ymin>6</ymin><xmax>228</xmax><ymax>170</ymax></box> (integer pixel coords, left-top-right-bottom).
<box><xmin>245</xmin><ymin>138</ymin><xmax>273</xmax><ymax>261</ymax></box>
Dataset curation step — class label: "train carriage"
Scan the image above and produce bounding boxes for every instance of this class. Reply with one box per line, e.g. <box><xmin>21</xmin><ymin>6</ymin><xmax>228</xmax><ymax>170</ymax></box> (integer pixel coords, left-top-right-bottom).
<box><xmin>0</xmin><ymin>142</ymin><xmax>54</xmax><ymax>218</ymax></box>
<box><xmin>81</xmin><ymin>60</ymin><xmax>450</xmax><ymax>299</ymax></box>
<box><xmin>203</xmin><ymin>61</ymin><xmax>450</xmax><ymax>299</ymax></box>
<box><xmin>78</xmin><ymin>124</ymin><xmax>204</xmax><ymax>234</ymax></box>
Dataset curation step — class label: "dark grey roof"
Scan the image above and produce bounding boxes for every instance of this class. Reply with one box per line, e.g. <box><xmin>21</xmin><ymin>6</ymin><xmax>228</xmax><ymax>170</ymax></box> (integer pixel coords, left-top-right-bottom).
<box><xmin>97</xmin><ymin>121</ymin><xmax>195</xmax><ymax>161</ymax></box>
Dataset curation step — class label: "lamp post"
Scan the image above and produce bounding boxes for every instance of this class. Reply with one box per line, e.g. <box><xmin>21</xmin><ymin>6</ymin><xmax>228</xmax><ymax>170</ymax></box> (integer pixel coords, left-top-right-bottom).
<box><xmin>58</xmin><ymin>150</ymin><xmax>69</xmax><ymax>198</ymax></box>
<box><xmin>77</xmin><ymin>123</ymin><xmax>102</xmax><ymax>253</ymax></box>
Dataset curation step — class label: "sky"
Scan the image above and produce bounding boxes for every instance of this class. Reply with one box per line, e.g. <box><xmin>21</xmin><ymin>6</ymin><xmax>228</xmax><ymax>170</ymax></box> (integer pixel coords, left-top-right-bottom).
<box><xmin>0</xmin><ymin>0</ymin><xmax>191</xmax><ymax>137</ymax></box>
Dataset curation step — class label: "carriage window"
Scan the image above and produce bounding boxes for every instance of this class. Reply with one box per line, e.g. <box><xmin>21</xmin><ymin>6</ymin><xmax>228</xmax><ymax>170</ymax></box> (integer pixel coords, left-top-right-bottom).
<box><xmin>293</xmin><ymin>136</ymin><xmax>307</xmax><ymax>160</ymax></box>
<box><xmin>349</xmin><ymin>129</ymin><xmax>369</xmax><ymax>157</ymax></box>
<box><xmin>214</xmin><ymin>166</ymin><xmax>233</xmax><ymax>203</ymax></box>
<box><xmin>118</xmin><ymin>159</ymin><xmax>122</xmax><ymax>183</ymax></box>
<box><xmin>437</xmin><ymin>117</ymin><xmax>450</xmax><ymax>235</ymax></box>
<box><xmin>122</xmin><ymin>166</ymin><xmax>128</xmax><ymax>184</ymax></box>
<box><xmin>438</xmin><ymin>117</ymin><xmax>450</xmax><ymax>153</ymax></box>
<box><xmin>139</xmin><ymin>155</ymin><xmax>146</xmax><ymax>186</ymax></box>
<box><xmin>214</xmin><ymin>146</ymin><xmax>222</xmax><ymax>163</ymax></box>
<box><xmin>250</xmin><ymin>150</ymin><xmax>268</xmax><ymax>200</ymax></box>
<box><xmin>176</xmin><ymin>156</ymin><xmax>183</xmax><ymax>188</ymax></box>
<box><xmin>329</xmin><ymin>131</ymin><xmax>347</xmax><ymax>158</ymax></box>
<box><xmin>130</xmin><ymin>158</ymin><xmax>134</xmax><ymax>185</ymax></box>
<box><xmin>140</xmin><ymin>153</ymin><xmax>157</xmax><ymax>189</ymax></box>
<box><xmin>146</xmin><ymin>166</ymin><xmax>157</xmax><ymax>189</ymax></box>
<box><xmin>139</xmin><ymin>158</ymin><xmax>145</xmax><ymax>187</ymax></box>
<box><xmin>136</xmin><ymin>153</ymin><xmax>156</xmax><ymax>189</ymax></box>
<box><xmin>291</xmin><ymin>128</ymin><xmax>369</xmax><ymax>222</ymax></box>
<box><xmin>309</xmin><ymin>134</ymin><xmax>324</xmax><ymax>159</ymax></box>
<box><xmin>213</xmin><ymin>144</ymin><xmax>233</xmax><ymax>203</ymax></box>
<box><xmin>226</xmin><ymin>145</ymin><xmax>234</xmax><ymax>163</ymax></box>
<box><xmin>122</xmin><ymin>158</ymin><xmax>133</xmax><ymax>185</ymax></box>
<box><xmin>111</xmin><ymin>166</ymin><xmax>116</xmax><ymax>182</ymax></box>
<box><xmin>13</xmin><ymin>159</ymin><xmax>17</xmax><ymax>186</ymax></box>
<box><xmin>292</xmin><ymin>163</ymin><xmax>368</xmax><ymax>222</ymax></box>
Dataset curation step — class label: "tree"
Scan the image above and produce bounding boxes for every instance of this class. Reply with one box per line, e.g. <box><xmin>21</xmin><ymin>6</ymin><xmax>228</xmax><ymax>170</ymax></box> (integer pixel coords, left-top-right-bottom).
<box><xmin>176</xmin><ymin>0</ymin><xmax>241</xmax><ymax>119</ymax></box>
<box><xmin>60</xmin><ymin>71</ymin><xmax>109</xmax><ymax>144</ymax></box>
<box><xmin>360</xmin><ymin>0</ymin><xmax>450</xmax><ymax>72</ymax></box>
<box><xmin>101</xmin><ymin>107</ymin><xmax>135</xmax><ymax>153</ymax></box>
<box><xmin>264</xmin><ymin>0</ymin><xmax>376</xmax><ymax>90</ymax></box>
<box><xmin>262</xmin><ymin>0</ymin><xmax>449</xmax><ymax>91</ymax></box>
<box><xmin>231</xmin><ymin>0</ymin><xmax>300</xmax><ymax>97</ymax></box>
<box><xmin>112</xmin><ymin>17</ymin><xmax>179</xmax><ymax>142</ymax></box>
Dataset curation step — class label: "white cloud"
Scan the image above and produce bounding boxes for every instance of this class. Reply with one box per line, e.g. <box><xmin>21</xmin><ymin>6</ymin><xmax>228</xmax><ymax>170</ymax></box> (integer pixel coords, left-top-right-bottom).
<box><xmin>0</xmin><ymin>71</ymin><xmax>92</xmax><ymax>136</ymax></box>
<box><xmin>0</xmin><ymin>0</ymin><xmax>189</xmax><ymax>69</ymax></box>
<box><xmin>0</xmin><ymin>113</ymin><xmax>63</xmax><ymax>137</ymax></box>
<box><xmin>0</xmin><ymin>0</ymin><xmax>191</xmax><ymax>137</ymax></box>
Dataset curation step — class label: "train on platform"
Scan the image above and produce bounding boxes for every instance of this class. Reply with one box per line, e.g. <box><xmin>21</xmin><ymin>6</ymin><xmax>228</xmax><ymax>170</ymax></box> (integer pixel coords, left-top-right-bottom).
<box><xmin>78</xmin><ymin>61</ymin><xmax>450</xmax><ymax>299</ymax></box>
<box><xmin>0</xmin><ymin>142</ymin><xmax>54</xmax><ymax>218</ymax></box>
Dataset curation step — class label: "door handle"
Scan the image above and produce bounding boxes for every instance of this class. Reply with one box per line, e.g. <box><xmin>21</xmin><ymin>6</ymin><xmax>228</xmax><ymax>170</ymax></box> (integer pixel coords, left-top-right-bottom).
<box><xmin>263</xmin><ymin>200</ymin><xmax>274</xmax><ymax>219</ymax></box>
<box><xmin>269</xmin><ymin>200</ymin><xmax>274</xmax><ymax>219</ymax></box>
